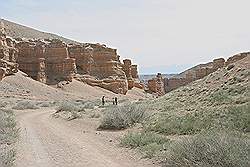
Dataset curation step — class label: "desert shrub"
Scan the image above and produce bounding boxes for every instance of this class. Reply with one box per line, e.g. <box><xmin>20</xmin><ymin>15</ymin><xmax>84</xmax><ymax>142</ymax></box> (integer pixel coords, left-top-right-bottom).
<box><xmin>98</xmin><ymin>103</ymin><xmax>148</xmax><ymax>130</ymax></box>
<box><xmin>223</xmin><ymin>104</ymin><xmax>250</xmax><ymax>132</ymax></box>
<box><xmin>146</xmin><ymin>103</ymin><xmax>250</xmax><ymax>135</ymax></box>
<box><xmin>209</xmin><ymin>90</ymin><xmax>232</xmax><ymax>104</ymax></box>
<box><xmin>55</xmin><ymin>101</ymin><xmax>84</xmax><ymax>120</ymax></box>
<box><xmin>56</xmin><ymin>102</ymin><xmax>81</xmax><ymax>112</ymax></box>
<box><xmin>164</xmin><ymin>131</ymin><xmax>250</xmax><ymax>167</ymax></box>
<box><xmin>37</xmin><ymin>101</ymin><xmax>56</xmax><ymax>108</ymax></box>
<box><xmin>121</xmin><ymin>131</ymin><xmax>170</xmax><ymax>158</ymax></box>
<box><xmin>0</xmin><ymin>109</ymin><xmax>19</xmax><ymax>167</ymax></box>
<box><xmin>89</xmin><ymin>112</ymin><xmax>101</xmax><ymax>118</ymax></box>
<box><xmin>12</xmin><ymin>101</ymin><xmax>39</xmax><ymax>110</ymax></box>
<box><xmin>0</xmin><ymin>101</ymin><xmax>8</xmax><ymax>108</ymax></box>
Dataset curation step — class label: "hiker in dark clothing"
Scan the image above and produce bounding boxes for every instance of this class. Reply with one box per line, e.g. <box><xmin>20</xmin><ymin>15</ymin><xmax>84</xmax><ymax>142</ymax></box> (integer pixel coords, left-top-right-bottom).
<box><xmin>102</xmin><ymin>96</ymin><xmax>105</xmax><ymax>106</ymax></box>
<box><xmin>114</xmin><ymin>97</ymin><xmax>118</xmax><ymax>105</ymax></box>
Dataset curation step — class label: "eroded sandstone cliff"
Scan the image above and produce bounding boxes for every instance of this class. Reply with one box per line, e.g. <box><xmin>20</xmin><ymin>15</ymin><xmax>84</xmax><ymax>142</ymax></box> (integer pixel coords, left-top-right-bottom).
<box><xmin>0</xmin><ymin>21</ymin><xmax>18</xmax><ymax>81</ymax></box>
<box><xmin>147</xmin><ymin>53</ymin><xmax>249</xmax><ymax>96</ymax></box>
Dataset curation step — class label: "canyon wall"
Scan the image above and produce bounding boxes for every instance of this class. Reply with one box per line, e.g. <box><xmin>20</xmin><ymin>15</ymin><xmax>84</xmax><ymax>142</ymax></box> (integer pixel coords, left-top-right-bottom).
<box><xmin>147</xmin><ymin>53</ymin><xmax>249</xmax><ymax>96</ymax></box>
<box><xmin>68</xmin><ymin>44</ymin><xmax>142</xmax><ymax>94</ymax></box>
<box><xmin>16</xmin><ymin>39</ymin><xmax>77</xmax><ymax>84</ymax></box>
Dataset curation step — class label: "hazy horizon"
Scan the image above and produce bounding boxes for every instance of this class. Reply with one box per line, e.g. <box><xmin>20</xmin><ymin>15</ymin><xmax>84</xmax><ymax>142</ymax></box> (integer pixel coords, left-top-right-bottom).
<box><xmin>1</xmin><ymin>0</ymin><xmax>249</xmax><ymax>74</ymax></box>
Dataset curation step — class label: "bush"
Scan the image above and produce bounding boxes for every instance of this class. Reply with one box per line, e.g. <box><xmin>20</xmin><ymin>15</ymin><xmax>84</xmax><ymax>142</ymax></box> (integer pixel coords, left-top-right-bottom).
<box><xmin>121</xmin><ymin>131</ymin><xmax>170</xmax><ymax>158</ymax></box>
<box><xmin>12</xmin><ymin>101</ymin><xmax>39</xmax><ymax>110</ymax></box>
<box><xmin>37</xmin><ymin>101</ymin><xmax>56</xmax><ymax>108</ymax></box>
<box><xmin>164</xmin><ymin>131</ymin><xmax>250</xmax><ymax>167</ymax></box>
<box><xmin>54</xmin><ymin>101</ymin><xmax>84</xmax><ymax>120</ymax></box>
<box><xmin>98</xmin><ymin>103</ymin><xmax>148</xmax><ymax>130</ymax></box>
<box><xmin>0</xmin><ymin>109</ymin><xmax>19</xmax><ymax>167</ymax></box>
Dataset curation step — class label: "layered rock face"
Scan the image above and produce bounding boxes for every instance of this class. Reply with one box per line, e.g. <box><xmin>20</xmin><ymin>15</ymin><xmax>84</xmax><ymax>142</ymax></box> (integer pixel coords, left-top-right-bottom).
<box><xmin>147</xmin><ymin>73</ymin><xmax>165</xmax><ymax>96</ymax></box>
<box><xmin>68</xmin><ymin>44</ymin><xmax>143</xmax><ymax>94</ymax></box>
<box><xmin>16</xmin><ymin>39</ymin><xmax>77</xmax><ymax>83</ymax></box>
<box><xmin>16</xmin><ymin>41</ymin><xmax>46</xmax><ymax>83</ymax></box>
<box><xmin>45</xmin><ymin>39</ymin><xmax>76</xmax><ymax>82</ymax></box>
<box><xmin>0</xmin><ymin>21</ymin><xmax>18</xmax><ymax>81</ymax></box>
<box><xmin>0</xmin><ymin>20</ymin><xmax>142</xmax><ymax>94</ymax></box>
<box><xmin>69</xmin><ymin>44</ymin><xmax>128</xmax><ymax>94</ymax></box>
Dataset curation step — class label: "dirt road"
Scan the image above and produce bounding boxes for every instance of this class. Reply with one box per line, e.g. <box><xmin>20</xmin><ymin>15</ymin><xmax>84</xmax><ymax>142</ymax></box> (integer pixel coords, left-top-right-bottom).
<box><xmin>15</xmin><ymin>109</ymin><xmax>157</xmax><ymax>167</ymax></box>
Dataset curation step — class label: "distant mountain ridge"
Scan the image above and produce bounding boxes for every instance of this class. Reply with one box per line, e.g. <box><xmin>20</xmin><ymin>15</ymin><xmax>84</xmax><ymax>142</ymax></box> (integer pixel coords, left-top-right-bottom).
<box><xmin>1</xmin><ymin>19</ymin><xmax>79</xmax><ymax>44</ymax></box>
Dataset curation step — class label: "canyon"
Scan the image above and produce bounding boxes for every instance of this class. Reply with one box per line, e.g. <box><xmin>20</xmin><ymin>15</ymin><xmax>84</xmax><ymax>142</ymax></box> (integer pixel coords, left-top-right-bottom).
<box><xmin>0</xmin><ymin>19</ymin><xmax>143</xmax><ymax>94</ymax></box>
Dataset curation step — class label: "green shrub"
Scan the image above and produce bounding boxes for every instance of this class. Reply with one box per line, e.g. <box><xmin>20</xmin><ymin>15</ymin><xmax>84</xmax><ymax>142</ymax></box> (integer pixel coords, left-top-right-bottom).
<box><xmin>0</xmin><ymin>109</ymin><xmax>19</xmax><ymax>167</ymax></box>
<box><xmin>209</xmin><ymin>90</ymin><xmax>232</xmax><ymax>104</ymax></box>
<box><xmin>121</xmin><ymin>131</ymin><xmax>170</xmax><ymax>158</ymax></box>
<box><xmin>12</xmin><ymin>101</ymin><xmax>39</xmax><ymax>110</ymax></box>
<box><xmin>98</xmin><ymin>104</ymin><xmax>148</xmax><ymax>130</ymax></box>
<box><xmin>54</xmin><ymin>101</ymin><xmax>84</xmax><ymax>120</ymax></box>
<box><xmin>164</xmin><ymin>131</ymin><xmax>250</xmax><ymax>167</ymax></box>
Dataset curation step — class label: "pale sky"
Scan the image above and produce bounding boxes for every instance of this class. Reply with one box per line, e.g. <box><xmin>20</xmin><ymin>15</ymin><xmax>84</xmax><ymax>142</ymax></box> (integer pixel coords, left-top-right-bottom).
<box><xmin>0</xmin><ymin>0</ymin><xmax>249</xmax><ymax>74</ymax></box>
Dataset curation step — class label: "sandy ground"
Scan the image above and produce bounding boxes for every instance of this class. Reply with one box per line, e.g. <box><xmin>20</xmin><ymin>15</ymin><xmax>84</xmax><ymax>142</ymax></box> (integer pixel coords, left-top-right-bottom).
<box><xmin>1</xmin><ymin>71</ymin><xmax>156</xmax><ymax>166</ymax></box>
<box><xmin>15</xmin><ymin>108</ymin><xmax>158</xmax><ymax>167</ymax></box>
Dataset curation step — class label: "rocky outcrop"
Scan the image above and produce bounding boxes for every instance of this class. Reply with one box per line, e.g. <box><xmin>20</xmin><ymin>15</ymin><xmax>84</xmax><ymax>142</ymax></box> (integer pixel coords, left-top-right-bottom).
<box><xmin>0</xmin><ymin>19</ymin><xmax>141</xmax><ymax>94</ymax></box>
<box><xmin>16</xmin><ymin>39</ymin><xmax>77</xmax><ymax>84</ymax></box>
<box><xmin>226</xmin><ymin>52</ymin><xmax>249</xmax><ymax>66</ymax></box>
<box><xmin>45</xmin><ymin>39</ymin><xmax>76</xmax><ymax>83</ymax></box>
<box><xmin>0</xmin><ymin>20</ymin><xmax>18</xmax><ymax>81</ymax></box>
<box><xmin>122</xmin><ymin>59</ymin><xmax>134</xmax><ymax>89</ymax></box>
<box><xmin>76</xmin><ymin>75</ymin><xmax>128</xmax><ymax>94</ymax></box>
<box><xmin>16</xmin><ymin>41</ymin><xmax>46</xmax><ymax>83</ymax></box>
<box><xmin>68</xmin><ymin>44</ymin><xmax>129</xmax><ymax>94</ymax></box>
<box><xmin>147</xmin><ymin>73</ymin><xmax>165</xmax><ymax>96</ymax></box>
<box><xmin>68</xmin><ymin>44</ymin><xmax>94</xmax><ymax>75</ymax></box>
<box><xmin>147</xmin><ymin>53</ymin><xmax>249</xmax><ymax>96</ymax></box>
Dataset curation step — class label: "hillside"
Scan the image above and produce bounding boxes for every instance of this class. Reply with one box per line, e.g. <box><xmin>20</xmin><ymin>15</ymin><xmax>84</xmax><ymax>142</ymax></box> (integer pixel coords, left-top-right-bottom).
<box><xmin>1</xmin><ymin>19</ymin><xmax>78</xmax><ymax>44</ymax></box>
<box><xmin>98</xmin><ymin>55</ymin><xmax>249</xmax><ymax>166</ymax></box>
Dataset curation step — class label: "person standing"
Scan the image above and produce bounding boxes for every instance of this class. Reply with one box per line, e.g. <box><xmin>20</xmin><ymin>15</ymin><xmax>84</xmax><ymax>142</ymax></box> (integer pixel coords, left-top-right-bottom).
<box><xmin>102</xmin><ymin>96</ymin><xmax>105</xmax><ymax>106</ymax></box>
<box><xmin>114</xmin><ymin>97</ymin><xmax>118</xmax><ymax>105</ymax></box>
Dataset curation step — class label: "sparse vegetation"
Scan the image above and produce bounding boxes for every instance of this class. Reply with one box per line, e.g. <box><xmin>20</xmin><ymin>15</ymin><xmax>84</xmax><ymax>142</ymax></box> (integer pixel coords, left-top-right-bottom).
<box><xmin>163</xmin><ymin>131</ymin><xmax>250</xmax><ymax>167</ymax></box>
<box><xmin>118</xmin><ymin>62</ymin><xmax>250</xmax><ymax>165</ymax></box>
<box><xmin>146</xmin><ymin>103</ymin><xmax>250</xmax><ymax>135</ymax></box>
<box><xmin>0</xmin><ymin>109</ymin><xmax>19</xmax><ymax>167</ymax></box>
<box><xmin>12</xmin><ymin>101</ymin><xmax>39</xmax><ymax>110</ymax></box>
<box><xmin>54</xmin><ymin>101</ymin><xmax>84</xmax><ymax>120</ymax></box>
<box><xmin>121</xmin><ymin>131</ymin><xmax>170</xmax><ymax>158</ymax></box>
<box><xmin>98</xmin><ymin>103</ymin><xmax>148</xmax><ymax>130</ymax></box>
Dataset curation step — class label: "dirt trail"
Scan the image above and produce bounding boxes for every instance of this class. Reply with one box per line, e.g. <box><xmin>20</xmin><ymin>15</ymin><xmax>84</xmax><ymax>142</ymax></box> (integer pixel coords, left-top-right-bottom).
<box><xmin>15</xmin><ymin>109</ymin><xmax>157</xmax><ymax>167</ymax></box>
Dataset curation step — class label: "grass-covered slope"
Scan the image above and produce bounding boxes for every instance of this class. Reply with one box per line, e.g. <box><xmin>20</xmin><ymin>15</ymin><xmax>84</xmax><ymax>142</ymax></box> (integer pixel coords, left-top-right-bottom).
<box><xmin>100</xmin><ymin>55</ymin><xmax>250</xmax><ymax>166</ymax></box>
<box><xmin>147</xmin><ymin>56</ymin><xmax>249</xmax><ymax>135</ymax></box>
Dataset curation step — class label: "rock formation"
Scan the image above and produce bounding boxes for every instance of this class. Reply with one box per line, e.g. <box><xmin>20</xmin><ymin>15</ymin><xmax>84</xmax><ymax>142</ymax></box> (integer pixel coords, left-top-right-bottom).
<box><xmin>147</xmin><ymin>53</ymin><xmax>249</xmax><ymax>96</ymax></box>
<box><xmin>16</xmin><ymin>39</ymin><xmax>77</xmax><ymax>84</ymax></box>
<box><xmin>68</xmin><ymin>43</ymin><xmax>129</xmax><ymax>94</ymax></box>
<box><xmin>16</xmin><ymin>41</ymin><xmax>46</xmax><ymax>83</ymax></box>
<box><xmin>226</xmin><ymin>52</ymin><xmax>249</xmax><ymax>65</ymax></box>
<box><xmin>0</xmin><ymin>20</ymin><xmax>18</xmax><ymax>81</ymax></box>
<box><xmin>147</xmin><ymin>73</ymin><xmax>165</xmax><ymax>96</ymax></box>
<box><xmin>45</xmin><ymin>39</ymin><xmax>76</xmax><ymax>83</ymax></box>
